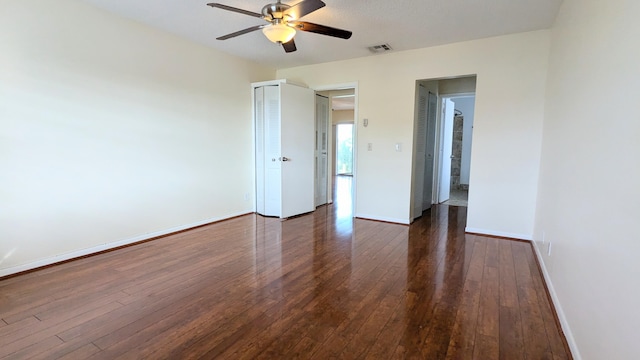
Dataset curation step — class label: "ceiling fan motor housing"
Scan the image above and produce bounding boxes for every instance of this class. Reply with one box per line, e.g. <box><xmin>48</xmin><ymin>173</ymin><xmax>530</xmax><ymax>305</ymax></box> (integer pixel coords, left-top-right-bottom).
<box><xmin>262</xmin><ymin>2</ymin><xmax>291</xmax><ymax>21</ymax></box>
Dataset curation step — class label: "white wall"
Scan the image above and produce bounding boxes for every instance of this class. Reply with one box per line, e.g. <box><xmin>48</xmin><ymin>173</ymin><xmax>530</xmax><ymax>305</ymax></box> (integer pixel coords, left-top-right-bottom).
<box><xmin>0</xmin><ymin>0</ymin><xmax>274</xmax><ymax>275</ymax></box>
<box><xmin>534</xmin><ymin>0</ymin><xmax>640</xmax><ymax>358</ymax></box>
<box><xmin>333</xmin><ymin>110</ymin><xmax>354</xmax><ymax>124</ymax></box>
<box><xmin>452</xmin><ymin>97</ymin><xmax>475</xmax><ymax>185</ymax></box>
<box><xmin>278</xmin><ymin>30</ymin><xmax>549</xmax><ymax>233</ymax></box>
<box><xmin>439</xmin><ymin>77</ymin><xmax>477</xmax><ymax>96</ymax></box>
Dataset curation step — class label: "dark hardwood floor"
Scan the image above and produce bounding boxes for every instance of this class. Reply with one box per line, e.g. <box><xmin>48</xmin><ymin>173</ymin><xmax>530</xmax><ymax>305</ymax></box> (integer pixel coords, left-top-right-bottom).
<box><xmin>0</xmin><ymin>181</ymin><xmax>570</xmax><ymax>359</ymax></box>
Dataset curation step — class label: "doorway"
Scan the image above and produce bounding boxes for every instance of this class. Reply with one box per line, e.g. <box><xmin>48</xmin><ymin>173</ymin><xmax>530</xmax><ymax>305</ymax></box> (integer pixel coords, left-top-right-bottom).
<box><xmin>411</xmin><ymin>76</ymin><xmax>476</xmax><ymax>220</ymax></box>
<box><xmin>315</xmin><ymin>86</ymin><xmax>357</xmax><ymax>218</ymax></box>
<box><xmin>440</xmin><ymin>95</ymin><xmax>475</xmax><ymax>206</ymax></box>
<box><xmin>335</xmin><ymin>123</ymin><xmax>353</xmax><ymax>175</ymax></box>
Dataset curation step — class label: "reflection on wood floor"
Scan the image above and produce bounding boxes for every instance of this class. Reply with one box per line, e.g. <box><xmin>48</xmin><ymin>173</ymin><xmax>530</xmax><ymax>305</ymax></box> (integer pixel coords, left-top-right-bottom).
<box><xmin>0</xmin><ymin>191</ymin><xmax>570</xmax><ymax>358</ymax></box>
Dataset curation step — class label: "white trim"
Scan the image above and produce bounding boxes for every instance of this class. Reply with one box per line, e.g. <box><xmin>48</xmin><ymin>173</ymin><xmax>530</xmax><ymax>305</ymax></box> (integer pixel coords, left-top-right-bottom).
<box><xmin>313</xmin><ymin>83</ymin><xmax>358</xmax><ymax>92</ymax></box>
<box><xmin>441</xmin><ymin>91</ymin><xmax>476</xmax><ymax>98</ymax></box>
<box><xmin>0</xmin><ymin>212</ymin><xmax>250</xmax><ymax>278</ymax></box>
<box><xmin>251</xmin><ymin>79</ymin><xmax>307</xmax><ymax>89</ymax></box>
<box><xmin>464</xmin><ymin>227</ymin><xmax>532</xmax><ymax>241</ymax></box>
<box><xmin>333</xmin><ymin>119</ymin><xmax>354</xmax><ymax>125</ymax></box>
<box><xmin>355</xmin><ymin>213</ymin><xmax>410</xmax><ymax>225</ymax></box>
<box><xmin>531</xmin><ymin>242</ymin><xmax>581</xmax><ymax>359</ymax></box>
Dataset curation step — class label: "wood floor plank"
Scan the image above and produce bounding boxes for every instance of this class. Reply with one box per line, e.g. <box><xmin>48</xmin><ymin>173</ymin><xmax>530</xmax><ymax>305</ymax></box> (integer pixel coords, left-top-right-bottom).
<box><xmin>29</xmin><ymin>340</ymin><xmax>102</xmax><ymax>360</ymax></box>
<box><xmin>473</xmin><ymin>333</ymin><xmax>500</xmax><ymax>359</ymax></box>
<box><xmin>338</xmin><ymin>257</ymin><xmax>408</xmax><ymax>359</ymax></box>
<box><xmin>0</xmin><ymin>301</ymin><xmax>122</xmax><ymax>357</ymax></box>
<box><xmin>298</xmin><ymin>232</ymin><xmax>409</xmax><ymax>359</ymax></box>
<box><xmin>0</xmin><ymin>202</ymin><xmax>571</xmax><ymax>359</ymax></box>
<box><xmin>525</xmin><ymin>244</ymin><xmax>572</xmax><ymax>360</ymax></box>
<box><xmin>498</xmin><ymin>239</ymin><xmax>519</xmax><ymax>308</ymax></box>
<box><xmin>499</xmin><ymin>305</ymin><xmax>525</xmax><ymax>360</ymax></box>
<box><xmin>394</xmin><ymin>229</ymin><xmax>474</xmax><ymax>358</ymax></box>
<box><xmin>420</xmin><ymin>233</ymin><xmax>479</xmax><ymax>359</ymax></box>
<box><xmin>484</xmin><ymin>237</ymin><xmax>500</xmax><ymax>269</ymax></box>
<box><xmin>443</xmin><ymin>279</ymin><xmax>481</xmax><ymax>359</ymax></box>
<box><xmin>57</xmin><ymin>343</ymin><xmax>102</xmax><ymax>360</ymax></box>
<box><xmin>0</xmin><ymin>316</ymin><xmax>41</xmax><ymax>349</ymax></box>
<box><xmin>362</xmin><ymin>297</ymin><xmax>408</xmax><ymax>360</ymax></box>
<box><xmin>477</xmin><ymin>266</ymin><xmax>500</xmax><ymax>338</ymax></box>
<box><xmin>512</xmin><ymin>241</ymin><xmax>553</xmax><ymax>359</ymax></box>
<box><xmin>0</xmin><ymin>335</ymin><xmax>63</xmax><ymax>359</ymax></box>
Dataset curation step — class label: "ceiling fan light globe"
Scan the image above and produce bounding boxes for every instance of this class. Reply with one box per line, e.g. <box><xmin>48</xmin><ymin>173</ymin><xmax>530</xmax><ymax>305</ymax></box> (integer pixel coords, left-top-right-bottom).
<box><xmin>262</xmin><ymin>23</ymin><xmax>296</xmax><ymax>43</ymax></box>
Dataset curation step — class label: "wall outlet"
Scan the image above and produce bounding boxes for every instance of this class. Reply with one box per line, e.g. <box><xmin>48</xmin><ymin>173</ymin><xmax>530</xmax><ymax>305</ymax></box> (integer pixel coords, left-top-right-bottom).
<box><xmin>395</xmin><ymin>143</ymin><xmax>402</xmax><ymax>152</ymax></box>
<box><xmin>244</xmin><ymin>192</ymin><xmax>250</xmax><ymax>201</ymax></box>
<box><xmin>367</xmin><ymin>143</ymin><xmax>373</xmax><ymax>151</ymax></box>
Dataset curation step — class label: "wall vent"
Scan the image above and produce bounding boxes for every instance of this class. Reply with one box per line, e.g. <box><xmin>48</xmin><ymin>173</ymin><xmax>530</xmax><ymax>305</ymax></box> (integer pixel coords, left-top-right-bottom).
<box><xmin>368</xmin><ymin>43</ymin><xmax>393</xmax><ymax>53</ymax></box>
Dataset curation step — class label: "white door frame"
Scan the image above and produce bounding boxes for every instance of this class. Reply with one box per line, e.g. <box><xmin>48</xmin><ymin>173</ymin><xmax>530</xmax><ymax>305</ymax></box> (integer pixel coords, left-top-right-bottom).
<box><xmin>313</xmin><ymin>82</ymin><xmax>358</xmax><ymax>217</ymax></box>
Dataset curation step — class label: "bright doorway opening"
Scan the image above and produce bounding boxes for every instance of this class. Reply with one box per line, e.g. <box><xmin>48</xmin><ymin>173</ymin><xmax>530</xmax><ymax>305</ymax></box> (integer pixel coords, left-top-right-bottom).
<box><xmin>335</xmin><ymin>123</ymin><xmax>354</xmax><ymax>175</ymax></box>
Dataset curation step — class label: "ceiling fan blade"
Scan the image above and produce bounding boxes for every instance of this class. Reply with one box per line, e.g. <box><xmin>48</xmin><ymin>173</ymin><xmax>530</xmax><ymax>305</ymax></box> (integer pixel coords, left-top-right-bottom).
<box><xmin>207</xmin><ymin>3</ymin><xmax>263</xmax><ymax>18</ymax></box>
<box><xmin>291</xmin><ymin>21</ymin><xmax>352</xmax><ymax>39</ymax></box>
<box><xmin>282</xmin><ymin>38</ymin><xmax>297</xmax><ymax>53</ymax></box>
<box><xmin>216</xmin><ymin>25</ymin><xmax>265</xmax><ymax>40</ymax></box>
<box><xmin>285</xmin><ymin>0</ymin><xmax>325</xmax><ymax>20</ymax></box>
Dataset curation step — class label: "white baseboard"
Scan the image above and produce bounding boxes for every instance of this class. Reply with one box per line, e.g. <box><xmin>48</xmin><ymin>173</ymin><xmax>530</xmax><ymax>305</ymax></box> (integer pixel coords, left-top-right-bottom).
<box><xmin>0</xmin><ymin>211</ymin><xmax>251</xmax><ymax>278</ymax></box>
<box><xmin>531</xmin><ymin>242</ymin><xmax>581</xmax><ymax>359</ymax></box>
<box><xmin>465</xmin><ymin>227</ymin><xmax>533</xmax><ymax>241</ymax></box>
<box><xmin>355</xmin><ymin>213</ymin><xmax>410</xmax><ymax>225</ymax></box>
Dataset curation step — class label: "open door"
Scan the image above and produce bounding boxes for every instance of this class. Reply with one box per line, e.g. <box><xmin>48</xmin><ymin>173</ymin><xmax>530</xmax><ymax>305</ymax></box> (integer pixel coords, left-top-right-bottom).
<box><xmin>412</xmin><ymin>86</ymin><xmax>438</xmax><ymax>219</ymax></box>
<box><xmin>423</xmin><ymin>91</ymin><xmax>437</xmax><ymax>210</ymax></box>
<box><xmin>280</xmin><ymin>83</ymin><xmax>316</xmax><ymax>218</ymax></box>
<box><xmin>315</xmin><ymin>94</ymin><xmax>329</xmax><ymax>207</ymax></box>
<box><xmin>412</xmin><ymin>85</ymin><xmax>427</xmax><ymax>219</ymax></box>
<box><xmin>438</xmin><ymin>98</ymin><xmax>454</xmax><ymax>203</ymax></box>
<box><xmin>255</xmin><ymin>82</ymin><xmax>315</xmax><ymax>218</ymax></box>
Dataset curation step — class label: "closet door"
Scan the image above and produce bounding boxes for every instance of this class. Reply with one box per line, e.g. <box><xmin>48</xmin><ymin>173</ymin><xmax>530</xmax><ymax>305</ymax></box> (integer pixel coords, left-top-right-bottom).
<box><xmin>279</xmin><ymin>83</ymin><xmax>315</xmax><ymax>218</ymax></box>
<box><xmin>315</xmin><ymin>94</ymin><xmax>329</xmax><ymax>207</ymax></box>
<box><xmin>255</xmin><ymin>86</ymin><xmax>266</xmax><ymax>215</ymax></box>
<box><xmin>262</xmin><ymin>85</ymin><xmax>282</xmax><ymax>217</ymax></box>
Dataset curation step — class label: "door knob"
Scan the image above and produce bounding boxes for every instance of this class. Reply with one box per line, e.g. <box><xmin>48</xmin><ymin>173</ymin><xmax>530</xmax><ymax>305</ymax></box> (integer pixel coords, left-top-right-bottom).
<box><xmin>280</xmin><ymin>157</ymin><xmax>290</xmax><ymax>162</ymax></box>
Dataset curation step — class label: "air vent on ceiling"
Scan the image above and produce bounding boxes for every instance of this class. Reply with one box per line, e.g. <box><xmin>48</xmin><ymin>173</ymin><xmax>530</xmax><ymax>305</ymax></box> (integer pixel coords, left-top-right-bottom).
<box><xmin>368</xmin><ymin>43</ymin><xmax>393</xmax><ymax>53</ymax></box>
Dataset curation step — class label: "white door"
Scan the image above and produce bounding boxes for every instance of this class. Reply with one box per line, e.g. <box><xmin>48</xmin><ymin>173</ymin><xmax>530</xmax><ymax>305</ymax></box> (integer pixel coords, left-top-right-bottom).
<box><xmin>255</xmin><ymin>86</ymin><xmax>266</xmax><ymax>215</ymax></box>
<box><xmin>412</xmin><ymin>85</ymin><xmax>427</xmax><ymax>219</ymax></box>
<box><xmin>280</xmin><ymin>83</ymin><xmax>315</xmax><ymax>218</ymax></box>
<box><xmin>315</xmin><ymin>94</ymin><xmax>329</xmax><ymax>207</ymax></box>
<box><xmin>423</xmin><ymin>92</ymin><xmax>437</xmax><ymax>210</ymax></box>
<box><xmin>263</xmin><ymin>85</ymin><xmax>282</xmax><ymax>216</ymax></box>
<box><xmin>438</xmin><ymin>98</ymin><xmax>454</xmax><ymax>203</ymax></box>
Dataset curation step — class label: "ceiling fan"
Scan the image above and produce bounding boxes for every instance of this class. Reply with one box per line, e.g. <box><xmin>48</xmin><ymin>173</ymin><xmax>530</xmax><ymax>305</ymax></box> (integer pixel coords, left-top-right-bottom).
<box><xmin>207</xmin><ymin>0</ymin><xmax>352</xmax><ymax>53</ymax></box>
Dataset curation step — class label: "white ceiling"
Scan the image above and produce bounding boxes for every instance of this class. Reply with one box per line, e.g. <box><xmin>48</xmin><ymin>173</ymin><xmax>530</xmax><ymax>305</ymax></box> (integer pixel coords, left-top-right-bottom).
<box><xmin>81</xmin><ymin>0</ymin><xmax>563</xmax><ymax>70</ymax></box>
